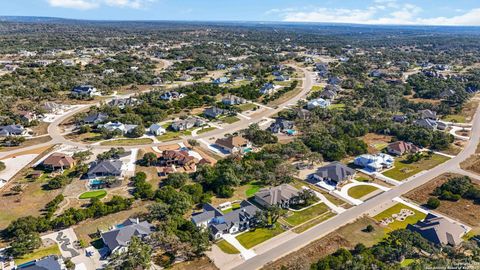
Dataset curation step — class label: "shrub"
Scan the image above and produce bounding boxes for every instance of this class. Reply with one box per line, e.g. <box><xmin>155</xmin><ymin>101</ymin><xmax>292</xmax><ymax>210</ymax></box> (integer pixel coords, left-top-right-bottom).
<box><xmin>427</xmin><ymin>197</ymin><xmax>440</xmax><ymax>209</ymax></box>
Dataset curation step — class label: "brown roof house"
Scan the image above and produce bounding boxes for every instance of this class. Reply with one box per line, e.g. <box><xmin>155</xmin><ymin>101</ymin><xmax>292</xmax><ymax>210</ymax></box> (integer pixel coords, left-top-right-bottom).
<box><xmin>407</xmin><ymin>214</ymin><xmax>466</xmax><ymax>246</ymax></box>
<box><xmin>254</xmin><ymin>184</ymin><xmax>300</xmax><ymax>208</ymax></box>
<box><xmin>42</xmin><ymin>153</ymin><xmax>76</xmax><ymax>171</ymax></box>
<box><xmin>214</xmin><ymin>135</ymin><xmax>251</xmax><ymax>154</ymax></box>
<box><xmin>387</xmin><ymin>141</ymin><xmax>421</xmax><ymax>156</ymax></box>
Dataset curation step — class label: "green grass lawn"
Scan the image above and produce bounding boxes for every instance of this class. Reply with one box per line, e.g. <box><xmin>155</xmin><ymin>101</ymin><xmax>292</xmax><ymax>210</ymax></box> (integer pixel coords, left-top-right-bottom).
<box><xmin>400</xmin><ymin>259</ymin><xmax>416</xmax><ymax>267</ymax></box>
<box><xmin>283</xmin><ymin>203</ymin><xmax>329</xmax><ymax>226</ymax></box>
<box><xmin>216</xmin><ymin>240</ymin><xmax>240</xmax><ymax>254</ymax></box>
<box><xmin>236</xmin><ymin>223</ymin><xmax>285</xmax><ymax>249</ymax></box>
<box><xmin>373</xmin><ymin>203</ymin><xmax>427</xmax><ymax>232</ymax></box>
<box><xmin>15</xmin><ymin>244</ymin><xmax>61</xmax><ymax>265</ymax></box>
<box><xmin>156</xmin><ymin>129</ymin><xmax>192</xmax><ymax>141</ymax></box>
<box><xmin>347</xmin><ymin>185</ymin><xmax>379</xmax><ymax>199</ymax></box>
<box><xmin>245</xmin><ymin>182</ymin><xmax>263</xmax><ymax>197</ymax></box>
<box><xmin>221</xmin><ymin>116</ymin><xmax>240</xmax><ymax>124</ymax></box>
<box><xmin>442</xmin><ymin>114</ymin><xmax>466</xmax><ymax>123</ymax></box>
<box><xmin>292</xmin><ymin>212</ymin><xmax>336</xmax><ymax>233</ymax></box>
<box><xmin>310</xmin><ymin>85</ymin><xmax>323</xmax><ymax>92</ymax></box>
<box><xmin>100</xmin><ymin>138</ymin><xmax>153</xmax><ymax>146</ymax></box>
<box><xmin>197</xmin><ymin>126</ymin><xmax>217</xmax><ymax>134</ymax></box>
<box><xmin>221</xmin><ymin>202</ymin><xmax>241</xmax><ymax>214</ymax></box>
<box><xmin>237</xmin><ymin>103</ymin><xmax>258</xmax><ymax>112</ymax></box>
<box><xmin>382</xmin><ymin>154</ymin><xmax>450</xmax><ymax>181</ymax></box>
<box><xmin>79</xmin><ymin>190</ymin><xmax>107</xmax><ymax>199</ymax></box>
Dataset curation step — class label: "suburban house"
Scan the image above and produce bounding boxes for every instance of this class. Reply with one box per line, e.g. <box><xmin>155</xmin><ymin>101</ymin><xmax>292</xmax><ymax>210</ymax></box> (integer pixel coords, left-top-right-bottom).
<box><xmin>0</xmin><ymin>125</ymin><xmax>26</xmax><ymax>137</ymax></box>
<box><xmin>268</xmin><ymin>119</ymin><xmax>294</xmax><ymax>133</ymax></box>
<box><xmin>204</xmin><ymin>107</ymin><xmax>227</xmax><ymax>118</ymax></box>
<box><xmin>439</xmin><ymin>89</ymin><xmax>456</xmax><ymax>99</ymax></box>
<box><xmin>101</xmin><ymin>218</ymin><xmax>154</xmax><ymax>254</ymax></box>
<box><xmin>254</xmin><ymin>184</ymin><xmax>300</xmax><ymax>208</ymax></box>
<box><xmin>275</xmin><ymin>75</ymin><xmax>290</xmax><ymax>81</ymax></box>
<box><xmin>148</xmin><ymin>123</ymin><xmax>166</xmax><ymax>136</ymax></box>
<box><xmin>42</xmin><ymin>153</ymin><xmax>76</xmax><ymax>171</ymax></box>
<box><xmin>213</xmin><ymin>77</ymin><xmax>229</xmax><ymax>85</ymax></box>
<box><xmin>108</xmin><ymin>97</ymin><xmax>140</xmax><ymax>109</ymax></box>
<box><xmin>419</xmin><ymin>109</ymin><xmax>437</xmax><ymax>120</ymax></box>
<box><xmin>18</xmin><ymin>255</ymin><xmax>66</xmax><ymax>270</ymax></box>
<box><xmin>71</xmin><ymin>85</ymin><xmax>99</xmax><ymax>97</ymax></box>
<box><xmin>43</xmin><ymin>102</ymin><xmax>64</xmax><ymax>114</ymax></box>
<box><xmin>160</xmin><ymin>91</ymin><xmax>185</xmax><ymax>101</ymax></box>
<box><xmin>307</xmin><ymin>98</ymin><xmax>331</xmax><ymax>110</ymax></box>
<box><xmin>215</xmin><ymin>136</ymin><xmax>251</xmax><ymax>154</ymax></box>
<box><xmin>18</xmin><ymin>111</ymin><xmax>37</xmax><ymax>123</ymax></box>
<box><xmin>222</xmin><ymin>95</ymin><xmax>247</xmax><ymax>106</ymax></box>
<box><xmin>83</xmin><ymin>112</ymin><xmax>108</xmax><ymax>125</ymax></box>
<box><xmin>171</xmin><ymin>117</ymin><xmax>204</xmax><ymax>131</ymax></box>
<box><xmin>354</xmin><ymin>153</ymin><xmax>394</xmax><ymax>172</ymax></box>
<box><xmin>312</xmin><ymin>162</ymin><xmax>356</xmax><ymax>185</ymax></box>
<box><xmin>158</xmin><ymin>150</ymin><xmax>197</xmax><ymax>169</ymax></box>
<box><xmin>407</xmin><ymin>214</ymin><xmax>466</xmax><ymax>246</ymax></box>
<box><xmin>216</xmin><ymin>64</ymin><xmax>226</xmax><ymax>70</ymax></box>
<box><xmin>259</xmin><ymin>83</ymin><xmax>276</xmax><ymax>95</ymax></box>
<box><xmin>327</xmin><ymin>76</ymin><xmax>342</xmax><ymax>85</ymax></box>
<box><xmin>87</xmin><ymin>160</ymin><xmax>123</xmax><ymax>178</ymax></box>
<box><xmin>191</xmin><ymin>200</ymin><xmax>259</xmax><ymax>240</ymax></box>
<box><xmin>318</xmin><ymin>89</ymin><xmax>337</xmax><ymax>100</ymax></box>
<box><xmin>98</xmin><ymin>122</ymin><xmax>139</xmax><ymax>135</ymax></box>
<box><xmin>414</xmin><ymin>118</ymin><xmax>447</xmax><ymax>130</ymax></box>
<box><xmin>387</xmin><ymin>141</ymin><xmax>421</xmax><ymax>156</ymax></box>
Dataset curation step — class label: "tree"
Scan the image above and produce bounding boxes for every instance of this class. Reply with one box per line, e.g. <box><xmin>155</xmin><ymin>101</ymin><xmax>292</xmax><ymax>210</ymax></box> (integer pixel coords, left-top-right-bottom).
<box><xmin>72</xmin><ymin>150</ymin><xmax>92</xmax><ymax>163</ymax></box>
<box><xmin>141</xmin><ymin>152</ymin><xmax>157</xmax><ymax>166</ymax></box>
<box><xmin>8</xmin><ymin>232</ymin><xmax>42</xmax><ymax>257</ymax></box>
<box><xmin>365</xmin><ymin>224</ymin><xmax>375</xmax><ymax>232</ymax></box>
<box><xmin>188</xmin><ymin>139</ymin><xmax>199</xmax><ymax>147</ymax></box>
<box><xmin>164</xmin><ymin>173</ymin><xmax>189</xmax><ymax>188</ymax></box>
<box><xmin>427</xmin><ymin>197</ymin><xmax>440</xmax><ymax>209</ymax></box>
<box><xmin>11</xmin><ymin>184</ymin><xmax>23</xmax><ymax>194</ymax></box>
<box><xmin>46</xmin><ymin>175</ymin><xmax>70</xmax><ymax>190</ymax></box>
<box><xmin>126</xmin><ymin>124</ymin><xmax>145</xmax><ymax>138</ymax></box>
<box><xmin>255</xmin><ymin>206</ymin><xmax>280</xmax><ymax>228</ymax></box>
<box><xmin>109</xmin><ymin>236</ymin><xmax>152</xmax><ymax>270</ymax></box>
<box><xmin>0</xmin><ymin>161</ymin><xmax>5</xmax><ymax>171</ymax></box>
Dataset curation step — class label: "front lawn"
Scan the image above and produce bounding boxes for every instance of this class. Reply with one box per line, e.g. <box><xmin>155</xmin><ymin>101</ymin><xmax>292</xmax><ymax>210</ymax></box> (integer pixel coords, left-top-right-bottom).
<box><xmin>216</xmin><ymin>240</ymin><xmax>240</xmax><ymax>254</ymax></box>
<box><xmin>197</xmin><ymin>126</ymin><xmax>217</xmax><ymax>134</ymax></box>
<box><xmin>156</xmin><ymin>129</ymin><xmax>192</xmax><ymax>141</ymax></box>
<box><xmin>79</xmin><ymin>190</ymin><xmax>107</xmax><ymax>199</ymax></box>
<box><xmin>236</xmin><ymin>223</ymin><xmax>285</xmax><ymax>249</ymax></box>
<box><xmin>283</xmin><ymin>203</ymin><xmax>329</xmax><ymax>226</ymax></box>
<box><xmin>100</xmin><ymin>138</ymin><xmax>153</xmax><ymax>146</ymax></box>
<box><xmin>382</xmin><ymin>153</ymin><xmax>450</xmax><ymax>181</ymax></box>
<box><xmin>15</xmin><ymin>244</ymin><xmax>61</xmax><ymax>265</ymax></box>
<box><xmin>373</xmin><ymin>203</ymin><xmax>427</xmax><ymax>232</ymax></box>
<box><xmin>347</xmin><ymin>185</ymin><xmax>379</xmax><ymax>199</ymax></box>
<box><xmin>221</xmin><ymin>116</ymin><xmax>240</xmax><ymax>124</ymax></box>
<box><xmin>237</xmin><ymin>103</ymin><xmax>258</xmax><ymax>112</ymax></box>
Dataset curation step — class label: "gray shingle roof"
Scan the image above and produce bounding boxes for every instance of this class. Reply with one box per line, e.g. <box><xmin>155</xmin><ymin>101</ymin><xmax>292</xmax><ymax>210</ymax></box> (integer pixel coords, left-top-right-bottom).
<box><xmin>255</xmin><ymin>184</ymin><xmax>299</xmax><ymax>206</ymax></box>
<box><xmin>314</xmin><ymin>162</ymin><xmax>356</xmax><ymax>183</ymax></box>
<box><xmin>20</xmin><ymin>256</ymin><xmax>62</xmax><ymax>270</ymax></box>
<box><xmin>88</xmin><ymin>160</ymin><xmax>123</xmax><ymax>176</ymax></box>
<box><xmin>407</xmin><ymin>214</ymin><xmax>465</xmax><ymax>246</ymax></box>
<box><xmin>101</xmin><ymin>219</ymin><xmax>153</xmax><ymax>251</ymax></box>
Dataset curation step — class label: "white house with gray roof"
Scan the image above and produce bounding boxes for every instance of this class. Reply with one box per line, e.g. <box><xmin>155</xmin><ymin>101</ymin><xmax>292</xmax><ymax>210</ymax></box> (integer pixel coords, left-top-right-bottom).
<box><xmin>312</xmin><ymin>162</ymin><xmax>356</xmax><ymax>185</ymax></box>
<box><xmin>101</xmin><ymin>218</ymin><xmax>154</xmax><ymax>254</ymax></box>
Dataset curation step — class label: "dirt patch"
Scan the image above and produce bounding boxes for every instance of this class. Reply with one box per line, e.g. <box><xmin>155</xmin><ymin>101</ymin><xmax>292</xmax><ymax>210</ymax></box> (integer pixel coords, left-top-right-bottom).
<box><xmin>460</xmin><ymin>153</ymin><xmax>480</xmax><ymax>174</ymax></box>
<box><xmin>171</xmin><ymin>256</ymin><xmax>218</xmax><ymax>270</ymax></box>
<box><xmin>262</xmin><ymin>217</ymin><xmax>384</xmax><ymax>270</ymax></box>
<box><xmin>360</xmin><ymin>133</ymin><xmax>393</xmax><ymax>154</ymax></box>
<box><xmin>404</xmin><ymin>173</ymin><xmax>480</xmax><ymax>227</ymax></box>
<box><xmin>0</xmin><ymin>136</ymin><xmax>52</xmax><ymax>153</ymax></box>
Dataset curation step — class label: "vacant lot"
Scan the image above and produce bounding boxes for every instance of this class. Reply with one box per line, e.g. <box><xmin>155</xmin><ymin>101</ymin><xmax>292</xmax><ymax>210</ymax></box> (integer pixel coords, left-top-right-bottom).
<box><xmin>100</xmin><ymin>138</ymin><xmax>153</xmax><ymax>146</ymax></box>
<box><xmin>383</xmin><ymin>154</ymin><xmax>450</xmax><ymax>180</ymax></box>
<box><xmin>405</xmin><ymin>173</ymin><xmax>480</xmax><ymax>228</ymax></box>
<box><xmin>0</xmin><ymin>136</ymin><xmax>51</xmax><ymax>152</ymax></box>
<box><xmin>442</xmin><ymin>98</ymin><xmax>479</xmax><ymax>123</ymax></box>
<box><xmin>262</xmin><ymin>217</ymin><xmax>385</xmax><ymax>270</ymax></box>
<box><xmin>221</xmin><ymin>116</ymin><xmax>240</xmax><ymax>124</ymax></box>
<box><xmin>236</xmin><ymin>223</ymin><xmax>285</xmax><ymax>249</ymax></box>
<box><xmin>283</xmin><ymin>203</ymin><xmax>330</xmax><ymax>226</ymax></box>
<box><xmin>347</xmin><ymin>185</ymin><xmax>379</xmax><ymax>199</ymax></box>
<box><xmin>373</xmin><ymin>203</ymin><xmax>426</xmax><ymax>232</ymax></box>
<box><xmin>361</xmin><ymin>133</ymin><xmax>393</xmax><ymax>154</ymax></box>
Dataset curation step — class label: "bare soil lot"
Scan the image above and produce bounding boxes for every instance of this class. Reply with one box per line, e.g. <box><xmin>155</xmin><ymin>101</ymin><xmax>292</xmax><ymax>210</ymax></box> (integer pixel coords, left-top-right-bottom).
<box><xmin>404</xmin><ymin>173</ymin><xmax>480</xmax><ymax>228</ymax></box>
<box><xmin>360</xmin><ymin>133</ymin><xmax>393</xmax><ymax>154</ymax></box>
<box><xmin>262</xmin><ymin>217</ymin><xmax>384</xmax><ymax>270</ymax></box>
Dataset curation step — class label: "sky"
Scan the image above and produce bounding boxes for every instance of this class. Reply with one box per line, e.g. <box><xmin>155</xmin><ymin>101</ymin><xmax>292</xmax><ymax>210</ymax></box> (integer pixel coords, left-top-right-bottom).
<box><xmin>3</xmin><ymin>0</ymin><xmax>480</xmax><ymax>26</ymax></box>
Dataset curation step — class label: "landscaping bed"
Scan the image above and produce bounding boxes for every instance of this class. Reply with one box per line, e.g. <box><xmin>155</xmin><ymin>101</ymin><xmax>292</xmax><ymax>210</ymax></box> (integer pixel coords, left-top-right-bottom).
<box><xmin>373</xmin><ymin>203</ymin><xmax>426</xmax><ymax>232</ymax></box>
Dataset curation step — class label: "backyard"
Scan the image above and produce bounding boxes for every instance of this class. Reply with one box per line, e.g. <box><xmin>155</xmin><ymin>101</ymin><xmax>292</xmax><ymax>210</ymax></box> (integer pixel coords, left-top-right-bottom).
<box><xmin>382</xmin><ymin>153</ymin><xmax>450</xmax><ymax>180</ymax></box>
<box><xmin>236</xmin><ymin>223</ymin><xmax>285</xmax><ymax>249</ymax></box>
<box><xmin>347</xmin><ymin>185</ymin><xmax>379</xmax><ymax>199</ymax></box>
<box><xmin>373</xmin><ymin>203</ymin><xmax>427</xmax><ymax>232</ymax></box>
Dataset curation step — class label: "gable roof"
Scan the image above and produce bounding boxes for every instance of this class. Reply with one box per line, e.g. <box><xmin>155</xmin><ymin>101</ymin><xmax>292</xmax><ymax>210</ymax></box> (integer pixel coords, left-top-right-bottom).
<box><xmin>42</xmin><ymin>153</ymin><xmax>75</xmax><ymax>168</ymax></box>
<box><xmin>314</xmin><ymin>162</ymin><xmax>356</xmax><ymax>183</ymax></box>
<box><xmin>88</xmin><ymin>160</ymin><xmax>123</xmax><ymax>175</ymax></box>
<box><xmin>101</xmin><ymin>219</ymin><xmax>153</xmax><ymax>251</ymax></box>
<box><xmin>83</xmin><ymin>112</ymin><xmax>108</xmax><ymax>124</ymax></box>
<box><xmin>407</xmin><ymin>214</ymin><xmax>465</xmax><ymax>246</ymax></box>
<box><xmin>19</xmin><ymin>256</ymin><xmax>62</xmax><ymax>270</ymax></box>
<box><xmin>215</xmin><ymin>136</ymin><xmax>249</xmax><ymax>150</ymax></box>
<box><xmin>387</xmin><ymin>141</ymin><xmax>420</xmax><ymax>154</ymax></box>
<box><xmin>255</xmin><ymin>184</ymin><xmax>299</xmax><ymax>206</ymax></box>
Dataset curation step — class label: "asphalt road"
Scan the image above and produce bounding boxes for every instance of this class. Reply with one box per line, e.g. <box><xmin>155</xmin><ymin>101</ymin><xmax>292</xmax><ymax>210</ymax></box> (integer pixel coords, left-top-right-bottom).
<box><xmin>232</xmin><ymin>105</ymin><xmax>480</xmax><ymax>270</ymax></box>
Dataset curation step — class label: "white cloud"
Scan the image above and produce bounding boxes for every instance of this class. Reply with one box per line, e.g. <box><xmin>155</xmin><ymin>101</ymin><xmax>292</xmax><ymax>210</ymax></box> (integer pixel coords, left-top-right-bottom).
<box><xmin>47</xmin><ymin>0</ymin><xmax>99</xmax><ymax>10</ymax></box>
<box><xmin>47</xmin><ymin>0</ymin><xmax>155</xmax><ymax>10</ymax></box>
<box><xmin>274</xmin><ymin>2</ymin><xmax>480</xmax><ymax>26</ymax></box>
